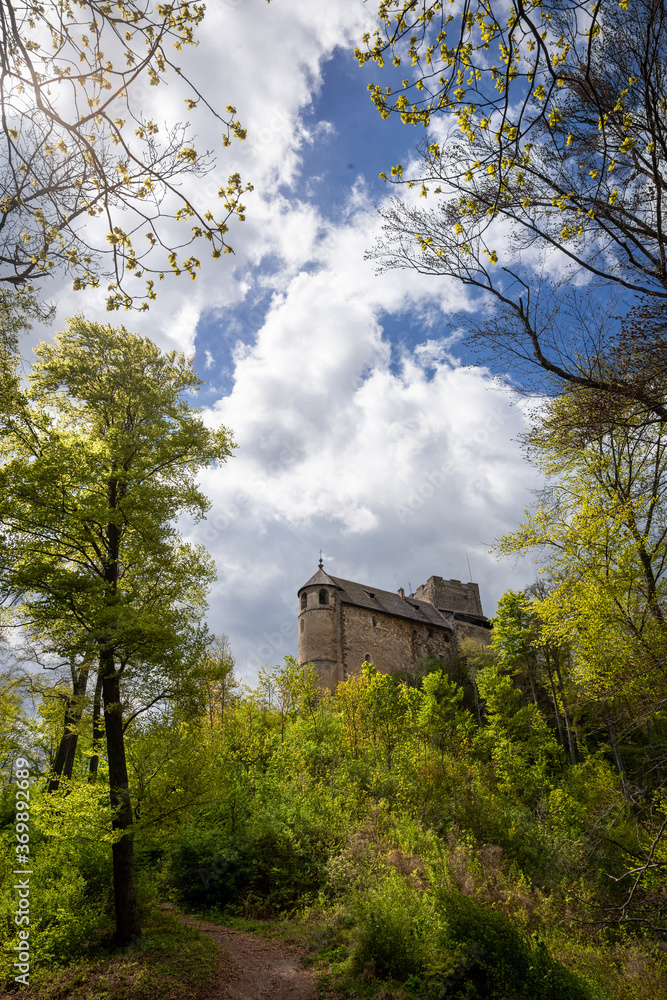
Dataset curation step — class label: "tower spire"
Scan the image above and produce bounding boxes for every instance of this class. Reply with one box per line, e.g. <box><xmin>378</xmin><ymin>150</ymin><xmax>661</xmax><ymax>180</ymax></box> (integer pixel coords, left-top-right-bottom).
<box><xmin>318</xmin><ymin>549</ymin><xmax>323</xmax><ymax>570</ymax></box>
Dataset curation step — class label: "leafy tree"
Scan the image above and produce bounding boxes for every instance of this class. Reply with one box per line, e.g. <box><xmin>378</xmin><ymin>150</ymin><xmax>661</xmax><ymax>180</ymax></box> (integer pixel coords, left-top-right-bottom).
<box><xmin>0</xmin><ymin>0</ymin><xmax>253</xmax><ymax>308</ymax></box>
<box><xmin>458</xmin><ymin>635</ymin><xmax>497</xmax><ymax>723</ymax></box>
<box><xmin>356</xmin><ymin>0</ymin><xmax>667</xmax><ymax>418</ymax></box>
<box><xmin>491</xmin><ymin>589</ymin><xmax>579</xmax><ymax>762</ymax></box>
<box><xmin>193</xmin><ymin>635</ymin><xmax>239</xmax><ymax>728</ymax></box>
<box><xmin>0</xmin><ymin>317</ymin><xmax>234</xmax><ymax>943</ymax></box>
<box><xmin>256</xmin><ymin>656</ymin><xmax>320</xmax><ymax>742</ymax></box>
<box><xmin>476</xmin><ymin>655</ymin><xmax>565</xmax><ymax>806</ymax></box>
<box><xmin>499</xmin><ymin>394</ymin><xmax>667</xmax><ymax>708</ymax></box>
<box><xmin>496</xmin><ymin>391</ymin><xmax>667</xmax><ymax>810</ymax></box>
<box><xmin>418</xmin><ymin>669</ymin><xmax>470</xmax><ymax>760</ymax></box>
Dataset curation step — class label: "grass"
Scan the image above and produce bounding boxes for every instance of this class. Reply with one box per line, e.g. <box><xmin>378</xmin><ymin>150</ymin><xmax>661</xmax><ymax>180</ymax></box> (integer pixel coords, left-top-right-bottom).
<box><xmin>0</xmin><ymin>908</ymin><xmax>220</xmax><ymax>1000</ymax></box>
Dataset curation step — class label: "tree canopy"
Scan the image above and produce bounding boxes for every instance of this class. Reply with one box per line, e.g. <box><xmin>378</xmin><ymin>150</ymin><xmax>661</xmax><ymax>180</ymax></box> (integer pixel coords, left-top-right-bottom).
<box><xmin>497</xmin><ymin>391</ymin><xmax>667</xmax><ymax>729</ymax></box>
<box><xmin>357</xmin><ymin>0</ymin><xmax>667</xmax><ymax>416</ymax></box>
<box><xmin>0</xmin><ymin>0</ymin><xmax>252</xmax><ymax>309</ymax></box>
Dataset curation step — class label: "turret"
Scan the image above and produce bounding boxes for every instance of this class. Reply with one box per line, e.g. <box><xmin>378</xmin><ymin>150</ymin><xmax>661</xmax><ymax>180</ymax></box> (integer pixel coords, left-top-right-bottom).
<box><xmin>297</xmin><ymin>558</ymin><xmax>339</xmax><ymax>689</ymax></box>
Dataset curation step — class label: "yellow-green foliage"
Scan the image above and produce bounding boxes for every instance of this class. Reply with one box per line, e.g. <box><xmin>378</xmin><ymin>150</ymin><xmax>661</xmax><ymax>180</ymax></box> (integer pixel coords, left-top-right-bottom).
<box><xmin>2</xmin><ymin>629</ymin><xmax>664</xmax><ymax>999</ymax></box>
<box><xmin>0</xmin><ymin>784</ymin><xmax>114</xmax><ymax>984</ymax></box>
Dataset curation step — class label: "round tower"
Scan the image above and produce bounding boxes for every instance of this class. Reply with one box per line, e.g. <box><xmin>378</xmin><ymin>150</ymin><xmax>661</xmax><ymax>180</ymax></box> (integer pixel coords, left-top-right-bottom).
<box><xmin>297</xmin><ymin>558</ymin><xmax>339</xmax><ymax>690</ymax></box>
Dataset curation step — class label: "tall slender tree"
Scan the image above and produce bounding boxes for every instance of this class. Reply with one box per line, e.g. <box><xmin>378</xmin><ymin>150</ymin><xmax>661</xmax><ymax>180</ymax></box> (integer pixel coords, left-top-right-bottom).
<box><xmin>0</xmin><ymin>317</ymin><xmax>234</xmax><ymax>942</ymax></box>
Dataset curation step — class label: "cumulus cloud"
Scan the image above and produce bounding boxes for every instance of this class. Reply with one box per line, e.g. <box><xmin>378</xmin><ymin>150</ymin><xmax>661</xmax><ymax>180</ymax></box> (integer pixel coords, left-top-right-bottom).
<box><xmin>15</xmin><ymin>0</ymin><xmax>544</xmax><ymax>683</ymax></box>
<box><xmin>190</xmin><ymin>198</ymin><xmax>541</xmax><ymax>680</ymax></box>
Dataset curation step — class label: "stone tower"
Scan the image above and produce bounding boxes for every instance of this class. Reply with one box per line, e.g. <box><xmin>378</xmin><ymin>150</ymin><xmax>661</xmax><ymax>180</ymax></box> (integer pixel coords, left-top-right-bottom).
<box><xmin>297</xmin><ymin>558</ymin><xmax>341</xmax><ymax>690</ymax></box>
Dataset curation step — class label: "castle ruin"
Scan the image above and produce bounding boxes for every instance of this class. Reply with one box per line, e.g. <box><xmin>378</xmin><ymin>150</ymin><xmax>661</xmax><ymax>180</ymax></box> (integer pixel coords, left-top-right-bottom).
<box><xmin>297</xmin><ymin>560</ymin><xmax>491</xmax><ymax>691</ymax></box>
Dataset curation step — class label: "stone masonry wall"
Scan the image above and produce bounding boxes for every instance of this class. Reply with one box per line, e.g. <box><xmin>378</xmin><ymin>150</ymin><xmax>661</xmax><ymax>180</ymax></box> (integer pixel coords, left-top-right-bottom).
<box><xmin>415</xmin><ymin>576</ymin><xmax>484</xmax><ymax>616</ymax></box>
<box><xmin>340</xmin><ymin>604</ymin><xmax>453</xmax><ymax>679</ymax></box>
<box><xmin>451</xmin><ymin>618</ymin><xmax>493</xmax><ymax>647</ymax></box>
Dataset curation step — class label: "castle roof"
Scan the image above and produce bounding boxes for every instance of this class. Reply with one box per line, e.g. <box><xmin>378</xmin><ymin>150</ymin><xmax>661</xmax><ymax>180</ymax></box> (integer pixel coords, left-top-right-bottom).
<box><xmin>299</xmin><ymin>568</ymin><xmax>454</xmax><ymax>630</ymax></box>
<box><xmin>331</xmin><ymin>577</ymin><xmax>454</xmax><ymax>629</ymax></box>
<box><xmin>300</xmin><ymin>566</ymin><xmax>337</xmax><ymax>589</ymax></box>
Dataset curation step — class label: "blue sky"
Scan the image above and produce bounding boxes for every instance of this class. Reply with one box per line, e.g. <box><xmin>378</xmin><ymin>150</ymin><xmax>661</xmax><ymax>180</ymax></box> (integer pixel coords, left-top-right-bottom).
<box><xmin>30</xmin><ymin>0</ymin><xmax>544</xmax><ymax>682</ymax></box>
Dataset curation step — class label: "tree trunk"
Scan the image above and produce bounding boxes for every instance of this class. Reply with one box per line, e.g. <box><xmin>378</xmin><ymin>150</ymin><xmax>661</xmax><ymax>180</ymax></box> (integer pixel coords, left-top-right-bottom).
<box><xmin>472</xmin><ymin>676</ymin><xmax>482</xmax><ymax>724</ymax></box>
<box><xmin>528</xmin><ymin>671</ymin><xmax>539</xmax><ymax>707</ymax></box>
<box><xmin>545</xmin><ymin>662</ymin><xmax>566</xmax><ymax>751</ymax></box>
<box><xmin>607</xmin><ymin>710</ymin><xmax>633</xmax><ymax>808</ymax></box>
<box><xmin>47</xmin><ymin>662</ymin><xmax>89</xmax><ymax>793</ymax></box>
<box><xmin>88</xmin><ymin>670</ymin><xmax>104</xmax><ymax>782</ymax></box>
<box><xmin>647</xmin><ymin>718</ymin><xmax>665</xmax><ymax>783</ymax></box>
<box><xmin>101</xmin><ymin>649</ymin><xmax>141</xmax><ymax>944</ymax></box>
<box><xmin>554</xmin><ymin>658</ymin><xmax>578</xmax><ymax>765</ymax></box>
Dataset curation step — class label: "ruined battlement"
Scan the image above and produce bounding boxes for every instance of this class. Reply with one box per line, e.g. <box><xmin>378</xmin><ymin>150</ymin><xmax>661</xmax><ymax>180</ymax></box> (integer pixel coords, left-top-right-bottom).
<box><xmin>413</xmin><ymin>576</ymin><xmax>484</xmax><ymax>617</ymax></box>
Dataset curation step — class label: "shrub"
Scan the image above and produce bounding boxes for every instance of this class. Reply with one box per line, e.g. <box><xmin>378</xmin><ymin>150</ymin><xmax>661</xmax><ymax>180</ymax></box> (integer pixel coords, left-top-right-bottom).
<box><xmin>167</xmin><ymin>817</ymin><xmax>329</xmax><ymax>915</ymax></box>
<box><xmin>0</xmin><ymin>831</ymin><xmax>113</xmax><ymax>986</ymax></box>
<box><xmin>433</xmin><ymin>890</ymin><xmax>592</xmax><ymax>1000</ymax></box>
<box><xmin>350</xmin><ymin>870</ymin><xmax>452</xmax><ymax>981</ymax></box>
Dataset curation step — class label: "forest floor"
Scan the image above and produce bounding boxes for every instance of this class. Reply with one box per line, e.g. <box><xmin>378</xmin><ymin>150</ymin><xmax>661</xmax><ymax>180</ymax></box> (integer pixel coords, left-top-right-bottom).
<box><xmin>169</xmin><ymin>907</ymin><xmax>318</xmax><ymax>1000</ymax></box>
<box><xmin>0</xmin><ymin>905</ymin><xmax>326</xmax><ymax>1000</ymax></box>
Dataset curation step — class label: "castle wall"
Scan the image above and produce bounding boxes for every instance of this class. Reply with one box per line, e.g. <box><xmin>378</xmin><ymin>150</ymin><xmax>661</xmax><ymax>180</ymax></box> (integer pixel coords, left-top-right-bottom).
<box><xmin>298</xmin><ymin>570</ymin><xmax>491</xmax><ymax>693</ymax></box>
<box><xmin>340</xmin><ymin>604</ymin><xmax>453</xmax><ymax>682</ymax></box>
<box><xmin>415</xmin><ymin>576</ymin><xmax>484</xmax><ymax>616</ymax></box>
<box><xmin>452</xmin><ymin>618</ymin><xmax>493</xmax><ymax>647</ymax></box>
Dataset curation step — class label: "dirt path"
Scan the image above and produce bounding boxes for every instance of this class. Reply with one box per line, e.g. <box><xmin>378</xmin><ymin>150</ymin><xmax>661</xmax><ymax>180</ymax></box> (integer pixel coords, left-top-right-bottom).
<box><xmin>173</xmin><ymin>910</ymin><xmax>317</xmax><ymax>1000</ymax></box>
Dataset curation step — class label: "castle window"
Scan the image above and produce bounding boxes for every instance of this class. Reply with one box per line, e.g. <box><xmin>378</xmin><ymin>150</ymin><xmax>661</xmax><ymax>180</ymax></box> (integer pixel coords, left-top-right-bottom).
<box><xmin>319</xmin><ymin>588</ymin><xmax>329</xmax><ymax>605</ymax></box>
<box><xmin>300</xmin><ymin>618</ymin><xmax>304</xmax><ymax>632</ymax></box>
<box><xmin>371</xmin><ymin>615</ymin><xmax>377</xmax><ymax>627</ymax></box>
<box><xmin>300</xmin><ymin>593</ymin><xmax>307</xmax><ymax>610</ymax></box>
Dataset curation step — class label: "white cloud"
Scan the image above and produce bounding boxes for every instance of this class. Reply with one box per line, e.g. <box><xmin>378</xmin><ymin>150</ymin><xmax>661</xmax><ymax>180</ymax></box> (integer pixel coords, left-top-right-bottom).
<box><xmin>14</xmin><ymin>0</ymin><xmax>544</xmax><ymax>685</ymax></box>
<box><xmin>188</xmin><ymin>198</ymin><xmax>541</xmax><ymax>680</ymax></box>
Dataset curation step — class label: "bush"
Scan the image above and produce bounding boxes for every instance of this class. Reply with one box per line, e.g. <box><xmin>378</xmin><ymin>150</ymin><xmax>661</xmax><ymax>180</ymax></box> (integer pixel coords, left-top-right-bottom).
<box><xmin>433</xmin><ymin>890</ymin><xmax>592</xmax><ymax>1000</ymax></box>
<box><xmin>167</xmin><ymin>817</ymin><xmax>329</xmax><ymax>915</ymax></box>
<box><xmin>0</xmin><ymin>831</ymin><xmax>113</xmax><ymax>986</ymax></box>
<box><xmin>351</xmin><ymin>870</ymin><xmax>453</xmax><ymax>981</ymax></box>
<box><xmin>344</xmin><ymin>862</ymin><xmax>592</xmax><ymax>1000</ymax></box>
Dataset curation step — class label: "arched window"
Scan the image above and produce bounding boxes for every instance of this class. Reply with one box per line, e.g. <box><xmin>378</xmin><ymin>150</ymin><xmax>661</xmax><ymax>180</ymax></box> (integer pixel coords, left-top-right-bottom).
<box><xmin>300</xmin><ymin>618</ymin><xmax>304</xmax><ymax>632</ymax></box>
<box><xmin>300</xmin><ymin>592</ymin><xmax>307</xmax><ymax>610</ymax></box>
<box><xmin>319</xmin><ymin>588</ymin><xmax>329</xmax><ymax>605</ymax></box>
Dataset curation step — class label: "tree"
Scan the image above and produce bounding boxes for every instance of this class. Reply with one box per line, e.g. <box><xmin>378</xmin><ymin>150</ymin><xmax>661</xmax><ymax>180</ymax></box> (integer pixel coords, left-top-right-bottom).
<box><xmin>195</xmin><ymin>635</ymin><xmax>239</xmax><ymax>728</ymax></box>
<box><xmin>0</xmin><ymin>0</ymin><xmax>253</xmax><ymax>309</ymax></box>
<box><xmin>418</xmin><ymin>669</ymin><xmax>470</xmax><ymax>759</ymax></box>
<box><xmin>356</xmin><ymin>0</ymin><xmax>667</xmax><ymax>418</ymax></box>
<box><xmin>492</xmin><ymin>588</ymin><xmax>579</xmax><ymax>763</ymax></box>
<box><xmin>497</xmin><ymin>391</ymin><xmax>667</xmax><ymax>745</ymax></box>
<box><xmin>0</xmin><ymin>317</ymin><xmax>235</xmax><ymax>943</ymax></box>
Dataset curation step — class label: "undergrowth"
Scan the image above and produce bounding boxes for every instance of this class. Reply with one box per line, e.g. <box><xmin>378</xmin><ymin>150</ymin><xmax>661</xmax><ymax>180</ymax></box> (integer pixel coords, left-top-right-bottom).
<box><xmin>0</xmin><ymin>908</ymin><xmax>219</xmax><ymax>1000</ymax></box>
